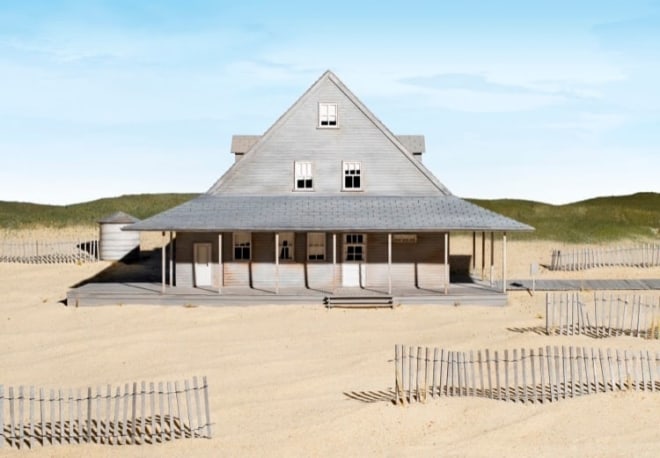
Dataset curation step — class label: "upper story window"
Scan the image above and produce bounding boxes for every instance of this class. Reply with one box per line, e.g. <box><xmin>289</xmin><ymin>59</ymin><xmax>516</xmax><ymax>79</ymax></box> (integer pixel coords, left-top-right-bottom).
<box><xmin>318</xmin><ymin>103</ymin><xmax>337</xmax><ymax>127</ymax></box>
<box><xmin>294</xmin><ymin>161</ymin><xmax>313</xmax><ymax>190</ymax></box>
<box><xmin>343</xmin><ymin>161</ymin><xmax>362</xmax><ymax>190</ymax></box>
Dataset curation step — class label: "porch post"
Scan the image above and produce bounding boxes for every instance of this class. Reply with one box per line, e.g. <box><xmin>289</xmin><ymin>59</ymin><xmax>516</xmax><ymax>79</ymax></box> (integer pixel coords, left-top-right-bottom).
<box><xmin>502</xmin><ymin>232</ymin><xmax>507</xmax><ymax>293</ymax></box>
<box><xmin>275</xmin><ymin>233</ymin><xmax>280</xmax><ymax>294</ymax></box>
<box><xmin>490</xmin><ymin>232</ymin><xmax>495</xmax><ymax>287</ymax></box>
<box><xmin>472</xmin><ymin>232</ymin><xmax>476</xmax><ymax>273</ymax></box>
<box><xmin>161</xmin><ymin>231</ymin><xmax>166</xmax><ymax>293</ymax></box>
<box><xmin>481</xmin><ymin>231</ymin><xmax>486</xmax><ymax>280</ymax></box>
<box><xmin>168</xmin><ymin>231</ymin><xmax>174</xmax><ymax>287</ymax></box>
<box><xmin>444</xmin><ymin>232</ymin><xmax>449</xmax><ymax>295</ymax></box>
<box><xmin>332</xmin><ymin>233</ymin><xmax>337</xmax><ymax>294</ymax></box>
<box><xmin>387</xmin><ymin>233</ymin><xmax>392</xmax><ymax>295</ymax></box>
<box><xmin>218</xmin><ymin>233</ymin><xmax>223</xmax><ymax>295</ymax></box>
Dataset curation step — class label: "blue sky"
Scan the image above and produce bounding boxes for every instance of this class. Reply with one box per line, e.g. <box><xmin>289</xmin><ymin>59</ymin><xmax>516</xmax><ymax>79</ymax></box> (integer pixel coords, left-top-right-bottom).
<box><xmin>0</xmin><ymin>0</ymin><xmax>658</xmax><ymax>205</ymax></box>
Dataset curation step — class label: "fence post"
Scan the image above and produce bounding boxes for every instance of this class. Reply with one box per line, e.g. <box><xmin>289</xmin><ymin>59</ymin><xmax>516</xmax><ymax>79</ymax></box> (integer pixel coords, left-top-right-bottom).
<box><xmin>545</xmin><ymin>294</ymin><xmax>550</xmax><ymax>335</ymax></box>
<box><xmin>425</xmin><ymin>348</ymin><xmax>432</xmax><ymax>402</ymax></box>
<box><xmin>202</xmin><ymin>376</ymin><xmax>212</xmax><ymax>439</ymax></box>
<box><xmin>18</xmin><ymin>386</ymin><xmax>25</xmax><ymax>448</ymax></box>
<box><xmin>174</xmin><ymin>381</ymin><xmax>183</xmax><ymax>438</ymax></box>
<box><xmin>86</xmin><ymin>387</ymin><xmax>92</xmax><ymax>443</ymax></box>
<box><xmin>0</xmin><ymin>385</ymin><xmax>4</xmax><ymax>449</ymax></box>
<box><xmin>486</xmin><ymin>349</ymin><xmax>493</xmax><ymax>399</ymax></box>
<box><xmin>131</xmin><ymin>382</ymin><xmax>138</xmax><ymax>443</ymax></box>
<box><xmin>432</xmin><ymin>348</ymin><xmax>439</xmax><ymax>399</ymax></box>
<box><xmin>9</xmin><ymin>387</ymin><xmax>15</xmax><ymax>449</ymax></box>
<box><xmin>395</xmin><ymin>345</ymin><xmax>402</xmax><ymax>405</ymax></box>
<box><xmin>457</xmin><ymin>351</ymin><xmax>463</xmax><ymax>398</ymax></box>
<box><xmin>648</xmin><ymin>351</ymin><xmax>655</xmax><ymax>392</ymax></box>
<box><xmin>150</xmin><ymin>381</ymin><xmax>157</xmax><ymax>440</ymax></box>
<box><xmin>416</xmin><ymin>347</ymin><xmax>423</xmax><ymax>402</ymax></box>
<box><xmin>469</xmin><ymin>350</ymin><xmax>476</xmax><ymax>397</ymax></box>
<box><xmin>184</xmin><ymin>380</ymin><xmax>193</xmax><ymax>440</ymax></box>
<box><xmin>494</xmin><ymin>350</ymin><xmax>500</xmax><ymax>401</ymax></box>
<box><xmin>504</xmin><ymin>350</ymin><xmax>509</xmax><ymax>402</ymax></box>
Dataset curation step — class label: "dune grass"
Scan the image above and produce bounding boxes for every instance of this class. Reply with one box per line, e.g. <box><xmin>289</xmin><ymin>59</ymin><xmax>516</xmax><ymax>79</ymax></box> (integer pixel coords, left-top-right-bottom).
<box><xmin>0</xmin><ymin>192</ymin><xmax>658</xmax><ymax>243</ymax></box>
<box><xmin>0</xmin><ymin>193</ymin><xmax>199</xmax><ymax>229</ymax></box>
<box><xmin>468</xmin><ymin>192</ymin><xmax>660</xmax><ymax>243</ymax></box>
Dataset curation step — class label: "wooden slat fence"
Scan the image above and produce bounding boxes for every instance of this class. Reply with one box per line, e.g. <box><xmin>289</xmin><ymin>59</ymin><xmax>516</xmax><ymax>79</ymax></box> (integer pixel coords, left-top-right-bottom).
<box><xmin>545</xmin><ymin>293</ymin><xmax>660</xmax><ymax>338</ymax></box>
<box><xmin>550</xmin><ymin>243</ymin><xmax>660</xmax><ymax>271</ymax></box>
<box><xmin>0</xmin><ymin>239</ymin><xmax>98</xmax><ymax>264</ymax></box>
<box><xmin>394</xmin><ymin>345</ymin><xmax>659</xmax><ymax>405</ymax></box>
<box><xmin>0</xmin><ymin>376</ymin><xmax>211</xmax><ymax>449</ymax></box>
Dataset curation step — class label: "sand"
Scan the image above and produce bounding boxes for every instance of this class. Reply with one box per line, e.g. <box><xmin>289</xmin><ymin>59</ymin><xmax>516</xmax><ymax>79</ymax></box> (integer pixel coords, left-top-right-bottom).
<box><xmin>1</xmin><ymin>232</ymin><xmax>660</xmax><ymax>457</ymax></box>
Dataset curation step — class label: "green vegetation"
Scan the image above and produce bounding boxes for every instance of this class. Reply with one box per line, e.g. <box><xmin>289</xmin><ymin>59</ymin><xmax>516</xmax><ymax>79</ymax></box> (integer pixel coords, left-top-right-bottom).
<box><xmin>0</xmin><ymin>192</ymin><xmax>658</xmax><ymax>243</ymax></box>
<box><xmin>468</xmin><ymin>192</ymin><xmax>660</xmax><ymax>243</ymax></box>
<box><xmin>0</xmin><ymin>193</ymin><xmax>199</xmax><ymax>228</ymax></box>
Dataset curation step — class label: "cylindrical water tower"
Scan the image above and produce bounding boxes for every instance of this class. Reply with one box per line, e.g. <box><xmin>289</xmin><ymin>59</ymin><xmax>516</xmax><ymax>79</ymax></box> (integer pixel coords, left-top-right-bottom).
<box><xmin>98</xmin><ymin>211</ymin><xmax>140</xmax><ymax>261</ymax></box>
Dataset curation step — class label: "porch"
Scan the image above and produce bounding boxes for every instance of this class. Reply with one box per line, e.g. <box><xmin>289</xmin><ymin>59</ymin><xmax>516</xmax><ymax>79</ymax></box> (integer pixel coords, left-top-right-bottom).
<box><xmin>66</xmin><ymin>280</ymin><xmax>507</xmax><ymax>307</ymax></box>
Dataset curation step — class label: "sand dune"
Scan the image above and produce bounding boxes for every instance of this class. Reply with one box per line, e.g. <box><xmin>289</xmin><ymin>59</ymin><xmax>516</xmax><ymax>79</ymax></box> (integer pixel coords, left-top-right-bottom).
<box><xmin>1</xmin><ymin>234</ymin><xmax>659</xmax><ymax>457</ymax></box>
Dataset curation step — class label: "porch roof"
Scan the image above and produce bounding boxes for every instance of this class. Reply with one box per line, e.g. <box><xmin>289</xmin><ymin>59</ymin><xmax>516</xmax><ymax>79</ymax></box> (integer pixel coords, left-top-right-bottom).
<box><xmin>125</xmin><ymin>195</ymin><xmax>533</xmax><ymax>233</ymax></box>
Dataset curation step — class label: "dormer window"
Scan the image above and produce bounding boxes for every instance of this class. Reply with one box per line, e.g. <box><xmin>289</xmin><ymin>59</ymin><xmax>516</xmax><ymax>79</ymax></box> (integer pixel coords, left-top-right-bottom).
<box><xmin>294</xmin><ymin>161</ymin><xmax>313</xmax><ymax>190</ymax></box>
<box><xmin>318</xmin><ymin>103</ymin><xmax>337</xmax><ymax>127</ymax></box>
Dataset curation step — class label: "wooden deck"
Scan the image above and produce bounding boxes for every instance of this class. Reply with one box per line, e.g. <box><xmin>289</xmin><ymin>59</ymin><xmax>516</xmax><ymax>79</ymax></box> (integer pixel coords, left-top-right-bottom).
<box><xmin>66</xmin><ymin>281</ymin><xmax>508</xmax><ymax>307</ymax></box>
<box><xmin>505</xmin><ymin>278</ymin><xmax>660</xmax><ymax>291</ymax></box>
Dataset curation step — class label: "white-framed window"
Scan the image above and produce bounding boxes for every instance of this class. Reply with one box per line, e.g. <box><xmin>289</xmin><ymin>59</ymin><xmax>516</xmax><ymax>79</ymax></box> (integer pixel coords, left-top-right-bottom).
<box><xmin>307</xmin><ymin>232</ymin><xmax>326</xmax><ymax>261</ymax></box>
<box><xmin>294</xmin><ymin>161</ymin><xmax>313</xmax><ymax>190</ymax></box>
<box><xmin>344</xmin><ymin>233</ymin><xmax>366</xmax><ymax>262</ymax></box>
<box><xmin>278</xmin><ymin>232</ymin><xmax>294</xmax><ymax>261</ymax></box>
<box><xmin>233</xmin><ymin>232</ymin><xmax>251</xmax><ymax>261</ymax></box>
<box><xmin>343</xmin><ymin>161</ymin><xmax>362</xmax><ymax>190</ymax></box>
<box><xmin>319</xmin><ymin>102</ymin><xmax>337</xmax><ymax>127</ymax></box>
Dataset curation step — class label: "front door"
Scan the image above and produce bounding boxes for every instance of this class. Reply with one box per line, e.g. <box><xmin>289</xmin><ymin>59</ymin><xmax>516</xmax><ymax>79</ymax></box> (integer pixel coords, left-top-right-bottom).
<box><xmin>342</xmin><ymin>234</ymin><xmax>366</xmax><ymax>287</ymax></box>
<box><xmin>193</xmin><ymin>243</ymin><xmax>212</xmax><ymax>287</ymax></box>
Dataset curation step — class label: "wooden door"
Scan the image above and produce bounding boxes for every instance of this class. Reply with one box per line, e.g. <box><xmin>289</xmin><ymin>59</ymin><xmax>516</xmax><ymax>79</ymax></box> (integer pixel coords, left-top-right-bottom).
<box><xmin>342</xmin><ymin>234</ymin><xmax>366</xmax><ymax>287</ymax></box>
<box><xmin>193</xmin><ymin>243</ymin><xmax>213</xmax><ymax>287</ymax></box>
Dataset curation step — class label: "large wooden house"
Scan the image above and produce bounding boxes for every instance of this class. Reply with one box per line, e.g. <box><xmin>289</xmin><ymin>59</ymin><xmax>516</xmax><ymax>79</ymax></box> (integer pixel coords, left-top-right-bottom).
<box><xmin>125</xmin><ymin>70</ymin><xmax>532</xmax><ymax>301</ymax></box>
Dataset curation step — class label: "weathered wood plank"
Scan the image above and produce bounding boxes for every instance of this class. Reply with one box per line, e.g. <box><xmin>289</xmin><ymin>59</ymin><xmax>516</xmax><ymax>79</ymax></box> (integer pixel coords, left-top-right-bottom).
<box><xmin>203</xmin><ymin>376</ymin><xmax>212</xmax><ymax>438</ymax></box>
<box><xmin>395</xmin><ymin>345</ymin><xmax>402</xmax><ymax>405</ymax></box>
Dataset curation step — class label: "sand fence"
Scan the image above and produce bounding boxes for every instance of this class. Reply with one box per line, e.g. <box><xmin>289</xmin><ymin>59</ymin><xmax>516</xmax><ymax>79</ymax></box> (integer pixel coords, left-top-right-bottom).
<box><xmin>394</xmin><ymin>345</ymin><xmax>659</xmax><ymax>406</ymax></box>
<box><xmin>0</xmin><ymin>376</ymin><xmax>211</xmax><ymax>449</ymax></box>
<box><xmin>0</xmin><ymin>237</ymin><xmax>99</xmax><ymax>264</ymax></box>
<box><xmin>550</xmin><ymin>243</ymin><xmax>660</xmax><ymax>271</ymax></box>
<box><xmin>545</xmin><ymin>293</ymin><xmax>660</xmax><ymax>338</ymax></box>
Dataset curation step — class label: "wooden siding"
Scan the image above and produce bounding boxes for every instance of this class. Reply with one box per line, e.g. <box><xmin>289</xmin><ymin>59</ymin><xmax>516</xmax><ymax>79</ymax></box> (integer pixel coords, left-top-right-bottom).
<box><xmin>175</xmin><ymin>231</ymin><xmax>448</xmax><ymax>290</ymax></box>
<box><xmin>214</xmin><ymin>78</ymin><xmax>442</xmax><ymax>196</ymax></box>
<box><xmin>365</xmin><ymin>233</ymin><xmax>447</xmax><ymax>289</ymax></box>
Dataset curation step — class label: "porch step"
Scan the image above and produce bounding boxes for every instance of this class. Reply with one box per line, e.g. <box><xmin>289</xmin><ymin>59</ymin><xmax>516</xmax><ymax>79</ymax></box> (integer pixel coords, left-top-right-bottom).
<box><xmin>324</xmin><ymin>296</ymin><xmax>394</xmax><ymax>309</ymax></box>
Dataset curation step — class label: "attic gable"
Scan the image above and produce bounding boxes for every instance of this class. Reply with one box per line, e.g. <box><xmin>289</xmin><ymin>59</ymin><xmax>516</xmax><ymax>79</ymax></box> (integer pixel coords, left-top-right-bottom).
<box><xmin>208</xmin><ymin>71</ymin><xmax>451</xmax><ymax>196</ymax></box>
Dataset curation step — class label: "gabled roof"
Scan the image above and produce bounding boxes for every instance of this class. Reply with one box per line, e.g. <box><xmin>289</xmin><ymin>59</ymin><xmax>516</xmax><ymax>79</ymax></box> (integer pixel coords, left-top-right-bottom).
<box><xmin>207</xmin><ymin>70</ymin><xmax>450</xmax><ymax>195</ymax></box>
<box><xmin>126</xmin><ymin>195</ymin><xmax>533</xmax><ymax>232</ymax></box>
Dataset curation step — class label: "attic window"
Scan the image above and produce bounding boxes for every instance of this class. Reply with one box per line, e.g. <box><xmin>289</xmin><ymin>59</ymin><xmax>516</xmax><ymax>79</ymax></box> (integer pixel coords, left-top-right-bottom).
<box><xmin>294</xmin><ymin>161</ymin><xmax>313</xmax><ymax>190</ymax></box>
<box><xmin>319</xmin><ymin>103</ymin><xmax>337</xmax><ymax>127</ymax></box>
